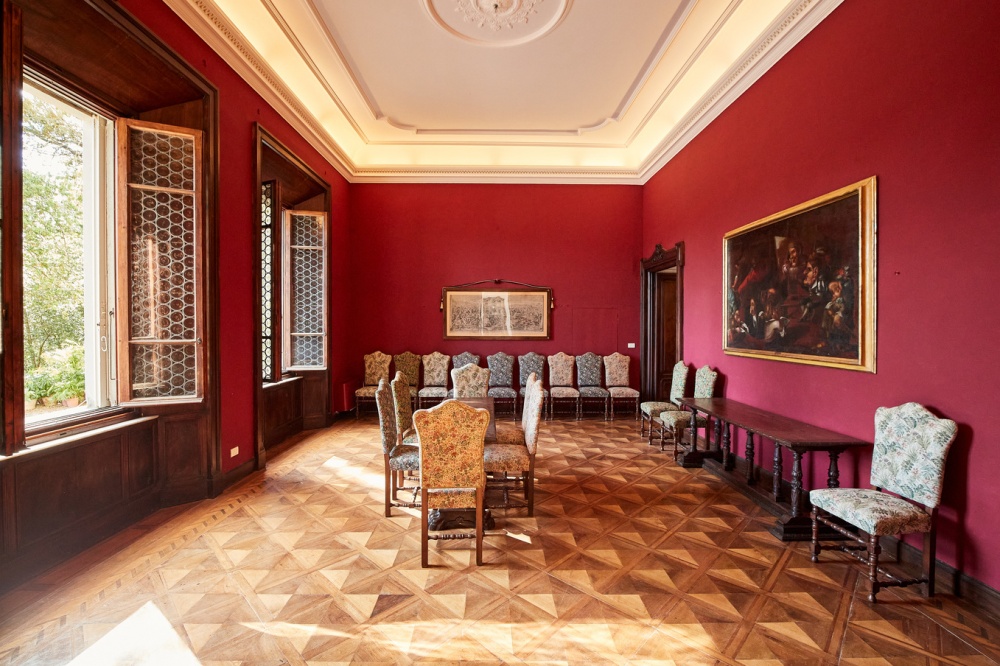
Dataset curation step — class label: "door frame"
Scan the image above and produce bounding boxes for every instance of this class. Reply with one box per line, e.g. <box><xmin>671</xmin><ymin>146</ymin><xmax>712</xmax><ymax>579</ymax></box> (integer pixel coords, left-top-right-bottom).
<box><xmin>640</xmin><ymin>242</ymin><xmax>684</xmax><ymax>401</ymax></box>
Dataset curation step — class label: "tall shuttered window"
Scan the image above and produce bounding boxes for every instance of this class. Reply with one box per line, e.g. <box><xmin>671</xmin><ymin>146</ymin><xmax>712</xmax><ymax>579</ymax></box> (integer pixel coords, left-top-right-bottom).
<box><xmin>282</xmin><ymin>210</ymin><xmax>326</xmax><ymax>370</ymax></box>
<box><xmin>260</xmin><ymin>180</ymin><xmax>278</xmax><ymax>382</ymax></box>
<box><xmin>117</xmin><ymin>119</ymin><xmax>204</xmax><ymax>403</ymax></box>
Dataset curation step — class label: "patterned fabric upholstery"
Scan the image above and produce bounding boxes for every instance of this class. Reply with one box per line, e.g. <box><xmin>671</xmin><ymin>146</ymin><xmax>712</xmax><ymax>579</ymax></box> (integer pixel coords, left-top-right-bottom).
<box><xmin>640</xmin><ymin>401</ymin><xmax>674</xmax><ymax>416</ymax></box>
<box><xmin>488</xmin><ymin>387</ymin><xmax>517</xmax><ymax>399</ymax></box>
<box><xmin>374</xmin><ymin>378</ymin><xmax>397</xmax><ymax>456</ymax></box>
<box><xmin>487</xmin><ymin>352</ymin><xmax>514</xmax><ymax>388</ymax></box>
<box><xmin>414</xmin><ymin>400</ymin><xmax>488</xmax><ymax>510</ymax></box>
<box><xmin>575</xmin><ymin>353</ymin><xmax>604</xmax><ymax>388</ymax></box>
<box><xmin>355</xmin><ymin>386</ymin><xmax>378</xmax><ymax>398</ymax></box>
<box><xmin>693</xmin><ymin>365</ymin><xmax>718</xmax><ymax>399</ymax></box>
<box><xmin>393</xmin><ymin>352</ymin><xmax>420</xmax><ymax>387</ymax></box>
<box><xmin>519</xmin><ymin>386</ymin><xmax>549</xmax><ymax>398</ymax></box>
<box><xmin>810</xmin><ymin>488</ymin><xmax>933</xmax><ymax>536</ymax></box>
<box><xmin>390</xmin><ymin>372</ymin><xmax>415</xmax><ymax>440</ymax></box>
<box><xmin>484</xmin><ymin>443</ymin><xmax>531</xmax><ymax>473</ymax></box>
<box><xmin>421</xmin><ymin>352</ymin><xmax>449</xmax><ymax>388</ymax></box>
<box><xmin>609</xmin><ymin>386</ymin><xmax>640</xmax><ymax>398</ymax></box>
<box><xmin>522</xmin><ymin>374</ymin><xmax>544</xmax><ymax>455</ymax></box>
<box><xmin>386</xmin><ymin>445</ymin><xmax>420</xmax><ymax>471</ymax></box>
<box><xmin>418</xmin><ymin>386</ymin><xmax>448</xmax><ymax>398</ymax></box>
<box><xmin>547</xmin><ymin>352</ymin><xmax>575</xmax><ymax>388</ymax></box>
<box><xmin>550</xmin><ymin>386</ymin><xmax>579</xmax><ymax>398</ymax></box>
<box><xmin>451</xmin><ymin>364</ymin><xmax>491</xmax><ymax>398</ymax></box>
<box><xmin>669</xmin><ymin>361</ymin><xmax>690</xmax><ymax>405</ymax></box>
<box><xmin>495</xmin><ymin>425</ymin><xmax>526</xmax><ymax>445</ymax></box>
<box><xmin>485</xmin><ymin>373</ymin><xmax>543</xmax><ymax>466</ymax></box>
<box><xmin>603</xmin><ymin>352</ymin><xmax>631</xmax><ymax>388</ymax></box>
<box><xmin>452</xmin><ymin>352</ymin><xmax>480</xmax><ymax>371</ymax></box>
<box><xmin>518</xmin><ymin>352</ymin><xmax>545</xmax><ymax>387</ymax></box>
<box><xmin>362</xmin><ymin>351</ymin><xmax>391</xmax><ymax>387</ymax></box>
<box><xmin>579</xmin><ymin>386</ymin><xmax>609</xmax><ymax>398</ymax></box>
<box><xmin>869</xmin><ymin>402</ymin><xmax>958</xmax><ymax>507</ymax></box>
<box><xmin>658</xmin><ymin>410</ymin><xmax>708</xmax><ymax>431</ymax></box>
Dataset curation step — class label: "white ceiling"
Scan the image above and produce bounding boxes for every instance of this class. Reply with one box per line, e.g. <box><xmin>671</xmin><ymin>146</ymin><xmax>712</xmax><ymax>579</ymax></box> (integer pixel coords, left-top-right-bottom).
<box><xmin>167</xmin><ymin>0</ymin><xmax>842</xmax><ymax>183</ymax></box>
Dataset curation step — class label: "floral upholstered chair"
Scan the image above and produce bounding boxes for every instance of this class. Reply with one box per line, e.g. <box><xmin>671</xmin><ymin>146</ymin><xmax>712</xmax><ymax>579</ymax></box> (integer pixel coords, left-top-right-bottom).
<box><xmin>517</xmin><ymin>352</ymin><xmax>549</xmax><ymax>418</ymax></box>
<box><xmin>656</xmin><ymin>365</ymin><xmax>717</xmax><ymax>454</ymax></box>
<box><xmin>393</xmin><ymin>351</ymin><xmax>421</xmax><ymax>410</ymax></box>
<box><xmin>485</xmin><ymin>373</ymin><xmax>544</xmax><ymax>515</ymax></box>
<box><xmin>376</xmin><ymin>378</ymin><xmax>420</xmax><ymax>517</ymax></box>
<box><xmin>414</xmin><ymin>400</ymin><xmax>490</xmax><ymax>567</ymax></box>
<box><xmin>547</xmin><ymin>352</ymin><xmax>580</xmax><ymax>420</ymax></box>
<box><xmin>451</xmin><ymin>363</ymin><xmax>491</xmax><ymax>398</ymax></box>
<box><xmin>418</xmin><ymin>352</ymin><xmax>449</xmax><ymax>408</ymax></box>
<box><xmin>447</xmin><ymin>352</ymin><xmax>481</xmax><ymax>397</ymax></box>
<box><xmin>604</xmin><ymin>352</ymin><xmax>639</xmax><ymax>421</ymax></box>
<box><xmin>390</xmin><ymin>372</ymin><xmax>419</xmax><ymax>447</ymax></box>
<box><xmin>487</xmin><ymin>352</ymin><xmax>517</xmax><ymax>419</ymax></box>
<box><xmin>576</xmin><ymin>352</ymin><xmax>610</xmax><ymax>420</ymax></box>
<box><xmin>641</xmin><ymin>361</ymin><xmax>689</xmax><ymax>441</ymax></box>
<box><xmin>810</xmin><ymin>403</ymin><xmax>958</xmax><ymax>603</ymax></box>
<box><xmin>355</xmin><ymin>351</ymin><xmax>391</xmax><ymax>418</ymax></box>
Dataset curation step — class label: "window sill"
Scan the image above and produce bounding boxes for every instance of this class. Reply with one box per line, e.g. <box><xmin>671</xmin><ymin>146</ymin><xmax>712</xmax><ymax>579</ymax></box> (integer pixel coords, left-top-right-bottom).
<box><xmin>24</xmin><ymin>406</ymin><xmax>137</xmax><ymax>447</ymax></box>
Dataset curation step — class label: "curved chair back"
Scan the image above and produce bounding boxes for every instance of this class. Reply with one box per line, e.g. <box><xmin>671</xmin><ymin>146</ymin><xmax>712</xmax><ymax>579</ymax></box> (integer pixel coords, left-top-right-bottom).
<box><xmin>452</xmin><ymin>363</ymin><xmax>491</xmax><ymax>398</ymax></box>
<box><xmin>523</xmin><ymin>373</ymin><xmax>545</xmax><ymax>454</ymax></box>
<box><xmin>452</xmin><ymin>352</ymin><xmax>480</xmax><ymax>371</ymax></box>
<box><xmin>693</xmin><ymin>365</ymin><xmax>718</xmax><ymax>399</ymax></box>
<box><xmin>422</xmin><ymin>352</ymin><xmax>450</xmax><ymax>388</ymax></box>
<box><xmin>871</xmin><ymin>402</ymin><xmax>958</xmax><ymax>507</ymax></box>
<box><xmin>518</xmin><ymin>352</ymin><xmax>545</xmax><ymax>387</ymax></box>
<box><xmin>374</xmin><ymin>378</ymin><xmax>396</xmax><ymax>455</ymax></box>
<box><xmin>415</xmin><ymin>400</ymin><xmax>489</xmax><ymax>496</ymax></box>
<box><xmin>393</xmin><ymin>351</ymin><xmax>420</xmax><ymax>388</ymax></box>
<box><xmin>486</xmin><ymin>352</ymin><xmax>514</xmax><ymax>388</ymax></box>
<box><xmin>390</xmin><ymin>371</ymin><xmax>414</xmax><ymax>438</ymax></box>
<box><xmin>669</xmin><ymin>361</ymin><xmax>690</xmax><ymax>406</ymax></box>
<box><xmin>603</xmin><ymin>352</ymin><xmax>630</xmax><ymax>388</ymax></box>
<box><xmin>547</xmin><ymin>352</ymin><xmax>575</xmax><ymax>388</ymax></box>
<box><xmin>364</xmin><ymin>351</ymin><xmax>391</xmax><ymax>387</ymax></box>
<box><xmin>576</xmin><ymin>352</ymin><xmax>603</xmax><ymax>389</ymax></box>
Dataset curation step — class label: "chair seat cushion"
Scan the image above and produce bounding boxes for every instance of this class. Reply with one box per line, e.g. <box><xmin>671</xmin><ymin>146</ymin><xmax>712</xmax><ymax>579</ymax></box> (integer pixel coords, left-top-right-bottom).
<box><xmin>418</xmin><ymin>386</ymin><xmax>448</xmax><ymax>398</ymax></box>
<box><xmin>426</xmin><ymin>488</ymin><xmax>478</xmax><ymax>510</ymax></box>
<box><xmin>579</xmin><ymin>386</ymin><xmax>609</xmax><ymax>398</ymax></box>
<box><xmin>810</xmin><ymin>488</ymin><xmax>933</xmax><ymax>536</ymax></box>
<box><xmin>641</xmin><ymin>401</ymin><xmax>679</xmax><ymax>416</ymax></box>
<box><xmin>609</xmin><ymin>386</ymin><xmax>639</xmax><ymax>398</ymax></box>
<box><xmin>657</xmin><ymin>411</ymin><xmax>707</xmax><ymax>430</ymax></box>
<box><xmin>387</xmin><ymin>445</ymin><xmax>420</xmax><ymax>471</ymax></box>
<box><xmin>355</xmin><ymin>385</ymin><xmax>378</xmax><ymax>398</ymax></box>
<box><xmin>401</xmin><ymin>429</ymin><xmax>419</xmax><ymax>445</ymax></box>
<box><xmin>409</xmin><ymin>387</ymin><xmax>418</xmax><ymax>398</ymax></box>
<box><xmin>550</xmin><ymin>387</ymin><xmax>580</xmax><ymax>398</ymax></box>
<box><xmin>484</xmin><ymin>442</ymin><xmax>531</xmax><ymax>473</ymax></box>
<box><xmin>488</xmin><ymin>387</ymin><xmax>518</xmax><ymax>399</ymax></box>
<box><xmin>495</xmin><ymin>424</ymin><xmax>526</xmax><ymax>445</ymax></box>
<box><xmin>520</xmin><ymin>387</ymin><xmax>549</xmax><ymax>397</ymax></box>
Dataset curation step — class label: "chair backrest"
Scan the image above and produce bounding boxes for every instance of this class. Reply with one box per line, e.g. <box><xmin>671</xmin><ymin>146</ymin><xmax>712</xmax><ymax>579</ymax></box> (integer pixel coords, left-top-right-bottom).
<box><xmin>452</xmin><ymin>352</ymin><xmax>480</xmax><ymax>371</ymax></box>
<box><xmin>422</xmin><ymin>351</ymin><xmax>450</xmax><ymax>388</ymax></box>
<box><xmin>547</xmin><ymin>352</ymin><xmax>575</xmax><ymax>388</ymax></box>
<box><xmin>870</xmin><ymin>402</ymin><xmax>958</xmax><ymax>507</ymax></box>
<box><xmin>693</xmin><ymin>365</ymin><xmax>718</xmax><ymax>399</ymax></box>
<box><xmin>374</xmin><ymin>378</ymin><xmax>396</xmax><ymax>455</ymax></box>
<box><xmin>393</xmin><ymin>351</ymin><xmax>420</xmax><ymax>388</ymax></box>
<box><xmin>451</xmin><ymin>363</ymin><xmax>491</xmax><ymax>398</ymax></box>
<box><xmin>486</xmin><ymin>352</ymin><xmax>514</xmax><ymax>388</ymax></box>
<box><xmin>603</xmin><ymin>352</ymin><xmax>631</xmax><ymax>389</ymax></box>
<box><xmin>518</xmin><ymin>352</ymin><xmax>545</xmax><ymax>387</ymax></box>
<box><xmin>363</xmin><ymin>351</ymin><xmax>391</xmax><ymax>387</ymax></box>
<box><xmin>669</xmin><ymin>361</ymin><xmax>690</xmax><ymax>406</ymax></box>
<box><xmin>523</xmin><ymin>373</ymin><xmax>544</xmax><ymax>455</ymax></box>
<box><xmin>415</xmin><ymin>400</ymin><xmax>489</xmax><ymax>493</ymax></box>
<box><xmin>390</xmin><ymin>371</ymin><xmax>413</xmax><ymax>437</ymax></box>
<box><xmin>576</xmin><ymin>352</ymin><xmax>603</xmax><ymax>388</ymax></box>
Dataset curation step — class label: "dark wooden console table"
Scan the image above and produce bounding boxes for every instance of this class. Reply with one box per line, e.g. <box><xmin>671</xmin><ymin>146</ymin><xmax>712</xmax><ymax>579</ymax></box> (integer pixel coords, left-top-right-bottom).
<box><xmin>677</xmin><ymin>397</ymin><xmax>870</xmax><ymax>541</ymax></box>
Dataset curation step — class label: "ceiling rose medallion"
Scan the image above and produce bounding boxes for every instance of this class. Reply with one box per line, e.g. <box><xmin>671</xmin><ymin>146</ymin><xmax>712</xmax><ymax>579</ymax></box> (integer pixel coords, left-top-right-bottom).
<box><xmin>455</xmin><ymin>0</ymin><xmax>543</xmax><ymax>31</ymax></box>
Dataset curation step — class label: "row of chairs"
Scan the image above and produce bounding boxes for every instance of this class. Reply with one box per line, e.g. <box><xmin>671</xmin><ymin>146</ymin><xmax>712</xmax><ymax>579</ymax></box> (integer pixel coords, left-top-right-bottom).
<box><xmin>356</xmin><ymin>350</ymin><xmax>640</xmax><ymax>420</ymax></box>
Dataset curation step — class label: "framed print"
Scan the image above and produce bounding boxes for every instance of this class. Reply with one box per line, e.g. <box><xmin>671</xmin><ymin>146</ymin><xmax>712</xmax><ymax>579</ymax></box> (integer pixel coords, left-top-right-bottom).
<box><xmin>443</xmin><ymin>287</ymin><xmax>552</xmax><ymax>340</ymax></box>
<box><xmin>723</xmin><ymin>177</ymin><xmax>876</xmax><ymax>372</ymax></box>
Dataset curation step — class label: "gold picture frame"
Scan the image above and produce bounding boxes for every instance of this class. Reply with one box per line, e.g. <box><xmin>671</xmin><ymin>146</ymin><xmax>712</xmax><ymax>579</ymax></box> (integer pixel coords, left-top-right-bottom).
<box><xmin>723</xmin><ymin>177</ymin><xmax>876</xmax><ymax>372</ymax></box>
<box><xmin>442</xmin><ymin>286</ymin><xmax>552</xmax><ymax>340</ymax></box>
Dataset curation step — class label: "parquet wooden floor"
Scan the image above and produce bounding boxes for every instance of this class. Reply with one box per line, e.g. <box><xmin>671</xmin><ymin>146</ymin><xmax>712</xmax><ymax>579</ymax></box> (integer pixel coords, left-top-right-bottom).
<box><xmin>1</xmin><ymin>416</ymin><xmax>998</xmax><ymax>665</ymax></box>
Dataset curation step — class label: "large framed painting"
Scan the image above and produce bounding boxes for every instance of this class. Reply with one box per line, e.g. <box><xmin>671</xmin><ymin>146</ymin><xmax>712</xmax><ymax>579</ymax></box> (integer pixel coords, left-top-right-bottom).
<box><xmin>443</xmin><ymin>287</ymin><xmax>552</xmax><ymax>340</ymax></box>
<box><xmin>723</xmin><ymin>177</ymin><xmax>877</xmax><ymax>372</ymax></box>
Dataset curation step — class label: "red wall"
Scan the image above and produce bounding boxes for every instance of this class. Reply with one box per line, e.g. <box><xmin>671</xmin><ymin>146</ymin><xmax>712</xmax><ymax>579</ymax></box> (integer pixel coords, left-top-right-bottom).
<box><xmin>348</xmin><ymin>184</ymin><xmax>643</xmax><ymax>386</ymax></box>
<box><xmin>643</xmin><ymin>1</ymin><xmax>1000</xmax><ymax>589</ymax></box>
<box><xmin>119</xmin><ymin>0</ymin><xmax>352</xmax><ymax>473</ymax></box>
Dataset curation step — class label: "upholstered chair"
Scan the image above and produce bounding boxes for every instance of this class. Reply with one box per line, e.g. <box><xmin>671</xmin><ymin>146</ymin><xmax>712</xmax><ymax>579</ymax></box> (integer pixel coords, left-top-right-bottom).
<box><xmin>390</xmin><ymin>371</ymin><xmax>419</xmax><ymax>447</ymax></box>
<box><xmin>656</xmin><ymin>365</ymin><xmax>717</xmax><ymax>454</ymax></box>
<box><xmin>486</xmin><ymin>352</ymin><xmax>517</xmax><ymax>419</ymax></box>
<box><xmin>355</xmin><ymin>351</ymin><xmax>391</xmax><ymax>418</ymax></box>
<box><xmin>447</xmin><ymin>352</ymin><xmax>481</xmax><ymax>397</ymax></box>
<box><xmin>393</xmin><ymin>351</ymin><xmax>421</xmax><ymax>409</ymax></box>
<box><xmin>810</xmin><ymin>403</ymin><xmax>958</xmax><ymax>602</ymax></box>
<box><xmin>484</xmin><ymin>373</ymin><xmax>544</xmax><ymax>515</ymax></box>
<box><xmin>576</xmin><ymin>352</ymin><xmax>610</xmax><ymax>420</ymax></box>
<box><xmin>414</xmin><ymin>400</ymin><xmax>490</xmax><ymax>567</ymax></box>
<box><xmin>496</xmin><ymin>371</ymin><xmax>536</xmax><ymax>445</ymax></box>
<box><xmin>451</xmin><ymin>363</ymin><xmax>491</xmax><ymax>398</ymax></box>
<box><xmin>604</xmin><ymin>352</ymin><xmax>639</xmax><ymax>421</ymax></box>
<box><xmin>418</xmin><ymin>352</ymin><xmax>449</xmax><ymax>408</ymax></box>
<box><xmin>641</xmin><ymin>361</ymin><xmax>689</xmax><ymax>440</ymax></box>
<box><xmin>517</xmin><ymin>352</ymin><xmax>549</xmax><ymax>418</ymax></box>
<box><xmin>375</xmin><ymin>378</ymin><xmax>420</xmax><ymax>517</ymax></box>
<box><xmin>547</xmin><ymin>352</ymin><xmax>580</xmax><ymax>420</ymax></box>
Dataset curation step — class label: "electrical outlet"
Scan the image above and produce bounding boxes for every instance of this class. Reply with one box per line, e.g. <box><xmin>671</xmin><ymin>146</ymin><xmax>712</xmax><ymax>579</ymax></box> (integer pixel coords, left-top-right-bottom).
<box><xmin>627</xmin><ymin>342</ymin><xmax>636</xmax><ymax>349</ymax></box>
<box><xmin>230</xmin><ymin>447</ymin><xmax>239</xmax><ymax>458</ymax></box>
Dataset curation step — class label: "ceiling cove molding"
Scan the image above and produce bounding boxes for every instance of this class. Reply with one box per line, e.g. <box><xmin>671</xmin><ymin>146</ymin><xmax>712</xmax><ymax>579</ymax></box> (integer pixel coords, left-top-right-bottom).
<box><xmin>162</xmin><ymin>0</ymin><xmax>356</xmax><ymax>180</ymax></box>
<box><xmin>638</xmin><ymin>0</ymin><xmax>845</xmax><ymax>183</ymax></box>
<box><xmin>349</xmin><ymin>165</ymin><xmax>640</xmax><ymax>185</ymax></box>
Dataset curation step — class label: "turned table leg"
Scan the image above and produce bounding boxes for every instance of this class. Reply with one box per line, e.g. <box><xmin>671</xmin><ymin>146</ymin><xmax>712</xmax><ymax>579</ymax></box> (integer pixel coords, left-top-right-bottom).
<box><xmin>790</xmin><ymin>450</ymin><xmax>804</xmax><ymax>519</ymax></box>
<box><xmin>772</xmin><ymin>446</ymin><xmax>784</xmax><ymax>502</ymax></box>
<box><xmin>745</xmin><ymin>432</ymin><xmax>756</xmax><ymax>485</ymax></box>
<box><xmin>722</xmin><ymin>422</ymin><xmax>732</xmax><ymax>470</ymax></box>
<box><xmin>827</xmin><ymin>451</ymin><xmax>841</xmax><ymax>488</ymax></box>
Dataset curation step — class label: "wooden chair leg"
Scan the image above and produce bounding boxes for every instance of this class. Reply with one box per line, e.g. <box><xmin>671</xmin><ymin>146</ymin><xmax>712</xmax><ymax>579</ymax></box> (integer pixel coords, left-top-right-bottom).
<box><xmin>810</xmin><ymin>507</ymin><xmax>822</xmax><ymax>562</ymax></box>
<box><xmin>867</xmin><ymin>532</ymin><xmax>881</xmax><ymax>603</ymax></box>
<box><xmin>421</xmin><ymin>489</ymin><xmax>430</xmax><ymax>568</ymax></box>
<box><xmin>923</xmin><ymin>528</ymin><xmax>936</xmax><ymax>597</ymax></box>
<box><xmin>634</xmin><ymin>398</ymin><xmax>639</xmax><ymax>421</ymax></box>
<box><xmin>475</xmin><ymin>488</ymin><xmax>484</xmax><ymax>566</ymax></box>
<box><xmin>526</xmin><ymin>461</ymin><xmax>535</xmax><ymax>517</ymax></box>
<box><xmin>384</xmin><ymin>458</ymin><xmax>392</xmax><ymax>518</ymax></box>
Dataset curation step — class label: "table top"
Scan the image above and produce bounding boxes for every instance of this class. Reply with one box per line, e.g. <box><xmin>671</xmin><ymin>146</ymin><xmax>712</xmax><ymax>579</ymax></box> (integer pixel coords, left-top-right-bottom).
<box><xmin>678</xmin><ymin>397</ymin><xmax>869</xmax><ymax>449</ymax></box>
<box><xmin>454</xmin><ymin>397</ymin><xmax>497</xmax><ymax>443</ymax></box>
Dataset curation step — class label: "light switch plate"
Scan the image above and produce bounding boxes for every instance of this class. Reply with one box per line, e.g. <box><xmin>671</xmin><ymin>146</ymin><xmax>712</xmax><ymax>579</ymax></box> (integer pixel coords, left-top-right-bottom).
<box><xmin>230</xmin><ymin>447</ymin><xmax>239</xmax><ymax>458</ymax></box>
<box><xmin>627</xmin><ymin>342</ymin><xmax>636</xmax><ymax>349</ymax></box>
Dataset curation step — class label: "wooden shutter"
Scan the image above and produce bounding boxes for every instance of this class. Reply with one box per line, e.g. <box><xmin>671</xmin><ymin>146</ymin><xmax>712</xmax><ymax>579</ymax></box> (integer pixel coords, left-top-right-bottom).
<box><xmin>260</xmin><ymin>180</ymin><xmax>279</xmax><ymax>382</ymax></box>
<box><xmin>282</xmin><ymin>210</ymin><xmax>326</xmax><ymax>370</ymax></box>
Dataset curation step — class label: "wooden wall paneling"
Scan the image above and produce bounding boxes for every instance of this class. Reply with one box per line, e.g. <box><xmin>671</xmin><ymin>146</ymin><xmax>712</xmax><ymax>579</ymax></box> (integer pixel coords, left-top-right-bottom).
<box><xmin>299</xmin><ymin>369</ymin><xmax>328</xmax><ymax>430</ymax></box>
<box><xmin>126</xmin><ymin>418</ymin><xmax>158</xmax><ymax>496</ymax></box>
<box><xmin>262</xmin><ymin>377</ymin><xmax>303</xmax><ymax>449</ymax></box>
<box><xmin>158</xmin><ymin>411</ymin><xmax>209</xmax><ymax>504</ymax></box>
<box><xmin>138</xmin><ymin>98</ymin><xmax>206</xmax><ymax>131</ymax></box>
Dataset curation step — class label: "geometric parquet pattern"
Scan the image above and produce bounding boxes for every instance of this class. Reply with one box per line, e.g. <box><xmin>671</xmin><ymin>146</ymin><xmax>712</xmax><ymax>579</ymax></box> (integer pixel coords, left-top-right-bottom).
<box><xmin>1</xmin><ymin>417</ymin><xmax>998</xmax><ymax>665</ymax></box>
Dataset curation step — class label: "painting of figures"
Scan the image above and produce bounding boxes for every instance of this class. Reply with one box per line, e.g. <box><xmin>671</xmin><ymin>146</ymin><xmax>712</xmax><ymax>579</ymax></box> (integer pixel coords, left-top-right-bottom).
<box><xmin>443</xmin><ymin>287</ymin><xmax>551</xmax><ymax>340</ymax></box>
